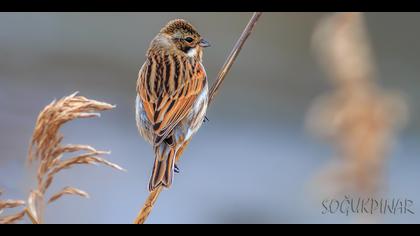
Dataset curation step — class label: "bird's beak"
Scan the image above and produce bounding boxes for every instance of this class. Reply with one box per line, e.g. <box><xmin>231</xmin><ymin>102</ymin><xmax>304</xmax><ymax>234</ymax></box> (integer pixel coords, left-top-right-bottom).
<box><xmin>199</xmin><ymin>38</ymin><xmax>211</xmax><ymax>48</ymax></box>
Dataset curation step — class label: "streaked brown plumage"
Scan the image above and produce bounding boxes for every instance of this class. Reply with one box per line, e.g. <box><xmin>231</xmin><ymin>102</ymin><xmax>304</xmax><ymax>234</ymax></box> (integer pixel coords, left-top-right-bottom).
<box><xmin>136</xmin><ymin>19</ymin><xmax>210</xmax><ymax>191</ymax></box>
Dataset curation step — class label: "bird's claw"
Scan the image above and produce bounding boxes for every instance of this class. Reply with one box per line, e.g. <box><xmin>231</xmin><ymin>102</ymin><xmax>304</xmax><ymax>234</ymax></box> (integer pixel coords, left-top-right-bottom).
<box><xmin>203</xmin><ymin>116</ymin><xmax>209</xmax><ymax>123</ymax></box>
<box><xmin>174</xmin><ymin>164</ymin><xmax>180</xmax><ymax>173</ymax></box>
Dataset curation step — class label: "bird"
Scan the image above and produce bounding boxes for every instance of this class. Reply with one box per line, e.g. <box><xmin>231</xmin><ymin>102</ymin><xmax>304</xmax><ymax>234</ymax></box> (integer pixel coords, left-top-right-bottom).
<box><xmin>136</xmin><ymin>19</ymin><xmax>210</xmax><ymax>192</ymax></box>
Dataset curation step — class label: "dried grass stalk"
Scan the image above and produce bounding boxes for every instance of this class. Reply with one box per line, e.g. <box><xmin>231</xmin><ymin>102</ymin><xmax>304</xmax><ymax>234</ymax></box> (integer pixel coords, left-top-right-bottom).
<box><xmin>25</xmin><ymin>92</ymin><xmax>123</xmax><ymax>224</ymax></box>
<box><xmin>26</xmin><ymin>190</ymin><xmax>44</xmax><ymax>224</ymax></box>
<box><xmin>308</xmin><ymin>13</ymin><xmax>408</xmax><ymax>198</ymax></box>
<box><xmin>0</xmin><ymin>199</ymin><xmax>26</xmax><ymax>210</ymax></box>
<box><xmin>48</xmin><ymin>187</ymin><xmax>90</xmax><ymax>204</ymax></box>
<box><xmin>134</xmin><ymin>12</ymin><xmax>263</xmax><ymax>224</ymax></box>
<box><xmin>133</xmin><ymin>186</ymin><xmax>162</xmax><ymax>224</ymax></box>
<box><xmin>0</xmin><ymin>210</ymin><xmax>26</xmax><ymax>224</ymax></box>
<box><xmin>0</xmin><ymin>191</ymin><xmax>26</xmax><ymax>224</ymax></box>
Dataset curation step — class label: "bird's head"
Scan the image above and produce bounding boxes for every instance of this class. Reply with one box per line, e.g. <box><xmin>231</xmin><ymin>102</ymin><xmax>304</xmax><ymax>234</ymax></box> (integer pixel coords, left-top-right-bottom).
<box><xmin>158</xmin><ymin>19</ymin><xmax>210</xmax><ymax>58</ymax></box>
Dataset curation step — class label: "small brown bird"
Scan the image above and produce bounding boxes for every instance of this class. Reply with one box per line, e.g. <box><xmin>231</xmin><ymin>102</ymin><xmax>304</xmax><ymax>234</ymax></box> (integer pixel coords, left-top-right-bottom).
<box><xmin>136</xmin><ymin>19</ymin><xmax>210</xmax><ymax>191</ymax></box>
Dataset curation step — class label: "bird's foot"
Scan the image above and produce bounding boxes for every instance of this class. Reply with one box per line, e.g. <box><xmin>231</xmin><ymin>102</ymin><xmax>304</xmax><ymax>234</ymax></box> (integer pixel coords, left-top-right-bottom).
<box><xmin>203</xmin><ymin>116</ymin><xmax>210</xmax><ymax>123</ymax></box>
<box><xmin>174</xmin><ymin>164</ymin><xmax>180</xmax><ymax>173</ymax></box>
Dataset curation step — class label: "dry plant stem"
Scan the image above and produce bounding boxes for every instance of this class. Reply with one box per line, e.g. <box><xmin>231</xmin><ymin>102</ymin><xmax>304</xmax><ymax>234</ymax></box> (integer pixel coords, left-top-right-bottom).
<box><xmin>133</xmin><ymin>186</ymin><xmax>162</xmax><ymax>224</ymax></box>
<box><xmin>0</xmin><ymin>210</ymin><xmax>26</xmax><ymax>224</ymax></box>
<box><xmin>134</xmin><ymin>12</ymin><xmax>263</xmax><ymax>224</ymax></box>
<box><xmin>0</xmin><ymin>191</ymin><xmax>26</xmax><ymax>224</ymax></box>
<box><xmin>25</xmin><ymin>208</ymin><xmax>39</xmax><ymax>224</ymax></box>
<box><xmin>25</xmin><ymin>92</ymin><xmax>123</xmax><ymax>224</ymax></box>
<box><xmin>208</xmin><ymin>12</ymin><xmax>262</xmax><ymax>105</ymax></box>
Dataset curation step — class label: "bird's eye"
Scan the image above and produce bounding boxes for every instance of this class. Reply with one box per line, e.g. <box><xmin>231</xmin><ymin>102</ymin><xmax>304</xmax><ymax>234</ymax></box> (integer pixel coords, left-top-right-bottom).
<box><xmin>185</xmin><ymin>37</ymin><xmax>194</xmax><ymax>43</ymax></box>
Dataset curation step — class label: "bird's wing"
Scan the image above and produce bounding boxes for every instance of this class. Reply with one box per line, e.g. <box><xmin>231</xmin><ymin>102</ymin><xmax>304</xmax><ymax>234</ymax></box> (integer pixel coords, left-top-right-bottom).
<box><xmin>137</xmin><ymin>56</ymin><xmax>207</xmax><ymax>146</ymax></box>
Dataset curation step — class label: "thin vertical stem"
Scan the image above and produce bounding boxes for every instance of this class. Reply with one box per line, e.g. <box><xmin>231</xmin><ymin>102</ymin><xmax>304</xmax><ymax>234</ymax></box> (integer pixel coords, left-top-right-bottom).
<box><xmin>133</xmin><ymin>186</ymin><xmax>162</xmax><ymax>224</ymax></box>
<box><xmin>208</xmin><ymin>12</ymin><xmax>262</xmax><ymax>105</ymax></box>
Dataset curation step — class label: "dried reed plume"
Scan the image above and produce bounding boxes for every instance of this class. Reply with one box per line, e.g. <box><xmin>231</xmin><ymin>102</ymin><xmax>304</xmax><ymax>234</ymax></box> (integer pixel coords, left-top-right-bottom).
<box><xmin>0</xmin><ymin>190</ymin><xmax>26</xmax><ymax>224</ymax></box>
<box><xmin>307</xmin><ymin>13</ymin><xmax>408</xmax><ymax>199</ymax></box>
<box><xmin>134</xmin><ymin>12</ymin><xmax>263</xmax><ymax>224</ymax></box>
<box><xmin>24</xmin><ymin>92</ymin><xmax>124</xmax><ymax>224</ymax></box>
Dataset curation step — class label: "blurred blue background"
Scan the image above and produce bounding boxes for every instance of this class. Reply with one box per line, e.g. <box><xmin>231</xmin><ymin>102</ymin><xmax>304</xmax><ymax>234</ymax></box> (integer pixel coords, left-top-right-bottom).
<box><xmin>0</xmin><ymin>12</ymin><xmax>419</xmax><ymax>223</ymax></box>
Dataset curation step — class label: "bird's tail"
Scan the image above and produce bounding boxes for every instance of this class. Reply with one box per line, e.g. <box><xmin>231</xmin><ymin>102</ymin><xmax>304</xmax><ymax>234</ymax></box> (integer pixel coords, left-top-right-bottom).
<box><xmin>149</xmin><ymin>144</ymin><xmax>176</xmax><ymax>192</ymax></box>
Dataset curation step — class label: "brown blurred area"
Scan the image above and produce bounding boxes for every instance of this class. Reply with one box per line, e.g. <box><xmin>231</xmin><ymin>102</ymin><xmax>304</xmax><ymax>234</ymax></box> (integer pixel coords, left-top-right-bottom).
<box><xmin>308</xmin><ymin>13</ymin><xmax>408</xmax><ymax>197</ymax></box>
